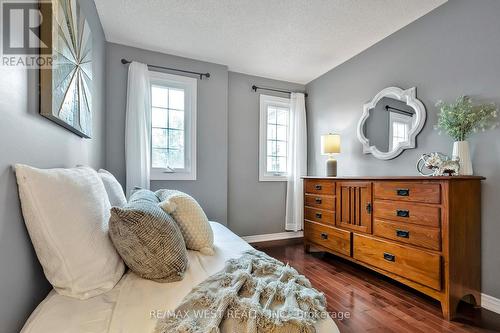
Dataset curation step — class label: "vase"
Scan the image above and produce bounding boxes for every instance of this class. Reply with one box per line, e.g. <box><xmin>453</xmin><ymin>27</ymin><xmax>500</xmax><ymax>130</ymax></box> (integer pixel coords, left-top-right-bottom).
<box><xmin>452</xmin><ymin>141</ymin><xmax>473</xmax><ymax>175</ymax></box>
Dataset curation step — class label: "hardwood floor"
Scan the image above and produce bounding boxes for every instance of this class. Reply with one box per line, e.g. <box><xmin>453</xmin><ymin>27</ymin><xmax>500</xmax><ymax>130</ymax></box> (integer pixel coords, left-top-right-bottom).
<box><xmin>256</xmin><ymin>243</ymin><xmax>500</xmax><ymax>333</ymax></box>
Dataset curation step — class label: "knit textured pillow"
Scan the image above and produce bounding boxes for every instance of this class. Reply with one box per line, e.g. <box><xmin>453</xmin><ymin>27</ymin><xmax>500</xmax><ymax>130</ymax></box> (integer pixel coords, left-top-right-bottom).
<box><xmin>157</xmin><ymin>190</ymin><xmax>215</xmax><ymax>255</ymax></box>
<box><xmin>109</xmin><ymin>190</ymin><xmax>188</xmax><ymax>282</ymax></box>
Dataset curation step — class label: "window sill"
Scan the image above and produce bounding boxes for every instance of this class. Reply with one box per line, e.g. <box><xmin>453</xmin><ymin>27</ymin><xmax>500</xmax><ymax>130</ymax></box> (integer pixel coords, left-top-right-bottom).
<box><xmin>259</xmin><ymin>175</ymin><xmax>288</xmax><ymax>182</ymax></box>
<box><xmin>151</xmin><ymin>169</ymin><xmax>196</xmax><ymax>181</ymax></box>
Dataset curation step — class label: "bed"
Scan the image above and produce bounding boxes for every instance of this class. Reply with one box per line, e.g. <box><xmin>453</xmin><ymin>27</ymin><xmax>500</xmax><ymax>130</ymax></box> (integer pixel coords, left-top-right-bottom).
<box><xmin>21</xmin><ymin>222</ymin><xmax>340</xmax><ymax>333</ymax></box>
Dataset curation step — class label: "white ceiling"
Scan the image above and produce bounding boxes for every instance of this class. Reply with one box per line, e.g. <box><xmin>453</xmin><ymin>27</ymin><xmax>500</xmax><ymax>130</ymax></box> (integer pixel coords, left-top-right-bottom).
<box><xmin>95</xmin><ymin>0</ymin><xmax>447</xmax><ymax>84</ymax></box>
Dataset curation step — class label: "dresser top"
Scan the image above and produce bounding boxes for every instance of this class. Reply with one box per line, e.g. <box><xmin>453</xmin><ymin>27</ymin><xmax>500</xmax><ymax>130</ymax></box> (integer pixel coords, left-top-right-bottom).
<box><xmin>302</xmin><ymin>175</ymin><xmax>485</xmax><ymax>180</ymax></box>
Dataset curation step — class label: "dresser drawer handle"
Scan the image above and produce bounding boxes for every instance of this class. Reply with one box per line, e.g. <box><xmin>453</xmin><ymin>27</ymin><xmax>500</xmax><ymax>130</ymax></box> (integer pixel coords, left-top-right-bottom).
<box><xmin>396</xmin><ymin>188</ymin><xmax>410</xmax><ymax>196</ymax></box>
<box><xmin>315</xmin><ymin>184</ymin><xmax>322</xmax><ymax>190</ymax></box>
<box><xmin>383</xmin><ymin>252</ymin><xmax>395</xmax><ymax>262</ymax></box>
<box><xmin>366</xmin><ymin>203</ymin><xmax>372</xmax><ymax>214</ymax></box>
<box><xmin>396</xmin><ymin>229</ymin><xmax>410</xmax><ymax>238</ymax></box>
<box><xmin>315</xmin><ymin>197</ymin><xmax>322</xmax><ymax>204</ymax></box>
<box><xmin>320</xmin><ymin>233</ymin><xmax>328</xmax><ymax>240</ymax></box>
<box><xmin>396</xmin><ymin>209</ymin><xmax>410</xmax><ymax>218</ymax></box>
<box><xmin>315</xmin><ymin>212</ymin><xmax>322</xmax><ymax>219</ymax></box>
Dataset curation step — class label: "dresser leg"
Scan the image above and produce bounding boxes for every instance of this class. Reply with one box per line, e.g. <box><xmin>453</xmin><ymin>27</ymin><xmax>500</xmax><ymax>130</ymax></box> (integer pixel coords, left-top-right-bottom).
<box><xmin>304</xmin><ymin>243</ymin><xmax>311</xmax><ymax>253</ymax></box>
<box><xmin>441</xmin><ymin>296</ymin><xmax>461</xmax><ymax>321</ymax></box>
<box><xmin>442</xmin><ymin>291</ymin><xmax>482</xmax><ymax>320</ymax></box>
<box><xmin>441</xmin><ymin>299</ymin><xmax>451</xmax><ymax>321</ymax></box>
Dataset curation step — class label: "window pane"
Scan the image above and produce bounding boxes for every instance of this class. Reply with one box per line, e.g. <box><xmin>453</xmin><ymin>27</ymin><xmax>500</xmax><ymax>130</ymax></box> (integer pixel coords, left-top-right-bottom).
<box><xmin>168</xmin><ymin>129</ymin><xmax>184</xmax><ymax>149</ymax></box>
<box><xmin>152</xmin><ymin>86</ymin><xmax>168</xmax><ymax>108</ymax></box>
<box><xmin>152</xmin><ymin>148</ymin><xmax>167</xmax><ymax>168</ymax></box>
<box><xmin>152</xmin><ymin>107</ymin><xmax>168</xmax><ymax>128</ymax></box>
<box><xmin>267</xmin><ymin>107</ymin><xmax>276</xmax><ymax>124</ymax></box>
<box><xmin>267</xmin><ymin>156</ymin><xmax>277</xmax><ymax>172</ymax></box>
<box><xmin>169</xmin><ymin>110</ymin><xmax>184</xmax><ymax>130</ymax></box>
<box><xmin>267</xmin><ymin>140</ymin><xmax>277</xmax><ymax>156</ymax></box>
<box><xmin>276</xmin><ymin>141</ymin><xmax>287</xmax><ymax>156</ymax></box>
<box><xmin>169</xmin><ymin>88</ymin><xmax>184</xmax><ymax>110</ymax></box>
<box><xmin>276</xmin><ymin>108</ymin><xmax>288</xmax><ymax>125</ymax></box>
<box><xmin>277</xmin><ymin>157</ymin><xmax>287</xmax><ymax>172</ymax></box>
<box><xmin>152</xmin><ymin>128</ymin><xmax>167</xmax><ymax>148</ymax></box>
<box><xmin>276</xmin><ymin>125</ymin><xmax>287</xmax><ymax>141</ymax></box>
<box><xmin>168</xmin><ymin>149</ymin><xmax>184</xmax><ymax>169</ymax></box>
<box><xmin>267</xmin><ymin>124</ymin><xmax>277</xmax><ymax>140</ymax></box>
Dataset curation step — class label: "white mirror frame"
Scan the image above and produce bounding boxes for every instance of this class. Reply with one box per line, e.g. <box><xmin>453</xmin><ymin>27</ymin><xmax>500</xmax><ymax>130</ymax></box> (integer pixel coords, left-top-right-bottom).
<box><xmin>356</xmin><ymin>86</ymin><xmax>426</xmax><ymax>160</ymax></box>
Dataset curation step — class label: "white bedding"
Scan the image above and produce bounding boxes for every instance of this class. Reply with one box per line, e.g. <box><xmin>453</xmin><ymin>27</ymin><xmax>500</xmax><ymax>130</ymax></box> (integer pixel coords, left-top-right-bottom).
<box><xmin>22</xmin><ymin>222</ymin><xmax>339</xmax><ymax>333</ymax></box>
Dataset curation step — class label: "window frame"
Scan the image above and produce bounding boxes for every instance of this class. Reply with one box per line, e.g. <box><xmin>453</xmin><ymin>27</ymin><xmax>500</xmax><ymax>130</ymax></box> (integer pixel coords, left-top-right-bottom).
<box><xmin>259</xmin><ymin>94</ymin><xmax>291</xmax><ymax>182</ymax></box>
<box><xmin>388</xmin><ymin>111</ymin><xmax>412</xmax><ymax>151</ymax></box>
<box><xmin>149</xmin><ymin>71</ymin><xmax>197</xmax><ymax>181</ymax></box>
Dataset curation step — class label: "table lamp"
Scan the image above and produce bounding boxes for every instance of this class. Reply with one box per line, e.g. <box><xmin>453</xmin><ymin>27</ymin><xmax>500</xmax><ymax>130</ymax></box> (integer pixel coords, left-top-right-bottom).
<box><xmin>321</xmin><ymin>134</ymin><xmax>341</xmax><ymax>177</ymax></box>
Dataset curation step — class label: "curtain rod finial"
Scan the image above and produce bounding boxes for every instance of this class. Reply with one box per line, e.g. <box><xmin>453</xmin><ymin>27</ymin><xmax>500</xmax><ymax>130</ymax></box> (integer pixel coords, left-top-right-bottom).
<box><xmin>121</xmin><ymin>58</ymin><xmax>130</xmax><ymax>65</ymax></box>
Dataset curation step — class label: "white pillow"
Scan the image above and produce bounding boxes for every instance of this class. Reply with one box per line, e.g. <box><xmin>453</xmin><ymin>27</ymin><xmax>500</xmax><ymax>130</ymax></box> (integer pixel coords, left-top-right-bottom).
<box><xmin>157</xmin><ymin>190</ymin><xmax>215</xmax><ymax>255</ymax></box>
<box><xmin>98</xmin><ymin>169</ymin><xmax>127</xmax><ymax>207</ymax></box>
<box><xmin>15</xmin><ymin>164</ymin><xmax>125</xmax><ymax>299</ymax></box>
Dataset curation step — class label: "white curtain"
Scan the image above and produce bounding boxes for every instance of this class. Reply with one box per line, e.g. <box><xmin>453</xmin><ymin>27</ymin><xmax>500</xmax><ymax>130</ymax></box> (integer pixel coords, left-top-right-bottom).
<box><xmin>125</xmin><ymin>62</ymin><xmax>151</xmax><ymax>196</ymax></box>
<box><xmin>285</xmin><ymin>93</ymin><xmax>307</xmax><ymax>231</ymax></box>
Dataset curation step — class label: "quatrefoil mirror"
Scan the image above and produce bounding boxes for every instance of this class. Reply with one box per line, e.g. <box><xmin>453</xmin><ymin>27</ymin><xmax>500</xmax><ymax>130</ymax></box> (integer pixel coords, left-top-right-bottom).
<box><xmin>357</xmin><ymin>87</ymin><xmax>426</xmax><ymax>160</ymax></box>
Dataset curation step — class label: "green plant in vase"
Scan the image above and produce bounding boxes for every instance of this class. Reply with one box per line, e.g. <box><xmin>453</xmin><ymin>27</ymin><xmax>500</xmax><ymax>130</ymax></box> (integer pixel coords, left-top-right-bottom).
<box><xmin>435</xmin><ymin>96</ymin><xmax>498</xmax><ymax>175</ymax></box>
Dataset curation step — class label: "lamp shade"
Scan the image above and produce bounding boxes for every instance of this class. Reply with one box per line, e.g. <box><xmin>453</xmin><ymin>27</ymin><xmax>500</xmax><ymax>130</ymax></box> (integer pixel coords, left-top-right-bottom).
<box><xmin>321</xmin><ymin>134</ymin><xmax>341</xmax><ymax>154</ymax></box>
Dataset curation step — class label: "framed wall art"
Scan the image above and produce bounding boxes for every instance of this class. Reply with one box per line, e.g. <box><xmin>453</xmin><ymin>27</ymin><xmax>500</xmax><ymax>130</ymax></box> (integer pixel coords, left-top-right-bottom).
<box><xmin>40</xmin><ymin>0</ymin><xmax>93</xmax><ymax>138</ymax></box>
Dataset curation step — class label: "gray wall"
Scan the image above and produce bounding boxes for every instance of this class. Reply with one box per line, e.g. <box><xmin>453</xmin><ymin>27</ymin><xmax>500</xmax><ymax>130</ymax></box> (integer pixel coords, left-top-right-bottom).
<box><xmin>227</xmin><ymin>72</ymin><xmax>305</xmax><ymax>236</ymax></box>
<box><xmin>0</xmin><ymin>0</ymin><xmax>107</xmax><ymax>331</ymax></box>
<box><xmin>306</xmin><ymin>0</ymin><xmax>500</xmax><ymax>299</ymax></box>
<box><xmin>105</xmin><ymin>43</ymin><xmax>229</xmax><ymax>223</ymax></box>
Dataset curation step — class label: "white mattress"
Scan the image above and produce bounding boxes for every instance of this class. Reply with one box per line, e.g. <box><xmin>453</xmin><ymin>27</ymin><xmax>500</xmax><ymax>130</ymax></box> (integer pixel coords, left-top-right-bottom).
<box><xmin>22</xmin><ymin>222</ymin><xmax>339</xmax><ymax>333</ymax></box>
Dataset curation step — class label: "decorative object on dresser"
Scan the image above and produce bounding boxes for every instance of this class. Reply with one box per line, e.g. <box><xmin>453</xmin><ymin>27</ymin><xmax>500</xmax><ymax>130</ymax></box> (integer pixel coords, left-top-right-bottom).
<box><xmin>416</xmin><ymin>152</ymin><xmax>460</xmax><ymax>176</ymax></box>
<box><xmin>302</xmin><ymin>175</ymin><xmax>485</xmax><ymax>320</ymax></box>
<box><xmin>357</xmin><ymin>87</ymin><xmax>426</xmax><ymax>160</ymax></box>
<box><xmin>40</xmin><ymin>0</ymin><xmax>93</xmax><ymax>138</ymax></box>
<box><xmin>321</xmin><ymin>133</ymin><xmax>341</xmax><ymax>177</ymax></box>
<box><xmin>435</xmin><ymin>96</ymin><xmax>498</xmax><ymax>175</ymax></box>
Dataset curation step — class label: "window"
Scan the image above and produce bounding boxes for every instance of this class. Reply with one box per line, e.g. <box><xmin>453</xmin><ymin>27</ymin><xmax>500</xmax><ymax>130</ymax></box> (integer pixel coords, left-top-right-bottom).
<box><xmin>150</xmin><ymin>71</ymin><xmax>197</xmax><ymax>180</ymax></box>
<box><xmin>259</xmin><ymin>94</ymin><xmax>290</xmax><ymax>181</ymax></box>
<box><xmin>389</xmin><ymin>112</ymin><xmax>412</xmax><ymax>150</ymax></box>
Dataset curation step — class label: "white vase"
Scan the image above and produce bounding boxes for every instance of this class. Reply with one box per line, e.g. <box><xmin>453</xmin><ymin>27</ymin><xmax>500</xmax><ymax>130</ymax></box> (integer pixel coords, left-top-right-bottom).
<box><xmin>452</xmin><ymin>141</ymin><xmax>473</xmax><ymax>175</ymax></box>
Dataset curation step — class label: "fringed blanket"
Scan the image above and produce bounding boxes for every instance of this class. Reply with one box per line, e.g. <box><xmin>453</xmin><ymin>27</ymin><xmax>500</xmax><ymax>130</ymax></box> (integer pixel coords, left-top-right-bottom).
<box><xmin>155</xmin><ymin>250</ymin><xmax>327</xmax><ymax>333</ymax></box>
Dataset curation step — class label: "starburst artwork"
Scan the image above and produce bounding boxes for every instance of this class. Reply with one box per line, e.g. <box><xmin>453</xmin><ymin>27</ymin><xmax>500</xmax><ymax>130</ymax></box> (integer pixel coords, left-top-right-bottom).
<box><xmin>40</xmin><ymin>0</ymin><xmax>93</xmax><ymax>138</ymax></box>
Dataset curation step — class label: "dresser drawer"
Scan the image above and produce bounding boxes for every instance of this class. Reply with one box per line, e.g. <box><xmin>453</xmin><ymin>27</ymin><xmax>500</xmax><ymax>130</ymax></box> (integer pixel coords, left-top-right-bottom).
<box><xmin>374</xmin><ymin>182</ymin><xmax>441</xmax><ymax>204</ymax></box>
<box><xmin>373</xmin><ymin>219</ymin><xmax>441</xmax><ymax>251</ymax></box>
<box><xmin>304</xmin><ymin>221</ymin><xmax>351</xmax><ymax>256</ymax></box>
<box><xmin>304</xmin><ymin>179</ymin><xmax>335</xmax><ymax>195</ymax></box>
<box><xmin>353</xmin><ymin>234</ymin><xmax>441</xmax><ymax>290</ymax></box>
<box><xmin>304</xmin><ymin>207</ymin><xmax>335</xmax><ymax>224</ymax></box>
<box><xmin>304</xmin><ymin>194</ymin><xmax>335</xmax><ymax>210</ymax></box>
<box><xmin>373</xmin><ymin>200</ymin><xmax>440</xmax><ymax>227</ymax></box>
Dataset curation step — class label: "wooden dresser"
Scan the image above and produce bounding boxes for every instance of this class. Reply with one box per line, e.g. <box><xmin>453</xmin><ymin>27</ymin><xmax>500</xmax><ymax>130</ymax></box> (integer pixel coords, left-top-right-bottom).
<box><xmin>302</xmin><ymin>176</ymin><xmax>484</xmax><ymax>320</ymax></box>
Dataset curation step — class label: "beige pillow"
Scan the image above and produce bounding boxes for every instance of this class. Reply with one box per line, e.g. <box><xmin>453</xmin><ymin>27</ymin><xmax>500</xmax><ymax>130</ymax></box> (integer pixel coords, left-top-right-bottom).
<box><xmin>157</xmin><ymin>190</ymin><xmax>214</xmax><ymax>255</ymax></box>
<box><xmin>109</xmin><ymin>189</ymin><xmax>188</xmax><ymax>282</ymax></box>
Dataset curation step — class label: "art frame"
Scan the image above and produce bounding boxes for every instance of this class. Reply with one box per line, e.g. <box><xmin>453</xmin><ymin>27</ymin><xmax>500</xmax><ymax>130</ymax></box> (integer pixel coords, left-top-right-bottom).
<box><xmin>40</xmin><ymin>0</ymin><xmax>93</xmax><ymax>138</ymax></box>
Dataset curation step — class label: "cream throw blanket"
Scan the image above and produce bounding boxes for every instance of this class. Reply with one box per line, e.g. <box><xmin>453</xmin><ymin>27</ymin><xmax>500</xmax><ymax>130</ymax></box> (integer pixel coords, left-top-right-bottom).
<box><xmin>155</xmin><ymin>250</ymin><xmax>327</xmax><ymax>333</ymax></box>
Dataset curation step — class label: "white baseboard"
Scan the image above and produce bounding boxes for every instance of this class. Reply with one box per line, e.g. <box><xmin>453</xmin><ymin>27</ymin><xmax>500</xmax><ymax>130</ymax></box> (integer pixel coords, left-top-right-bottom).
<box><xmin>242</xmin><ymin>231</ymin><xmax>304</xmax><ymax>243</ymax></box>
<box><xmin>482</xmin><ymin>293</ymin><xmax>500</xmax><ymax>314</ymax></box>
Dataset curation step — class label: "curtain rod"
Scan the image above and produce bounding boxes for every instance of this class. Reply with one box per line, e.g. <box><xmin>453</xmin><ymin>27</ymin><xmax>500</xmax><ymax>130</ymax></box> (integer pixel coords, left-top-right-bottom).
<box><xmin>120</xmin><ymin>59</ymin><xmax>210</xmax><ymax>80</ymax></box>
<box><xmin>252</xmin><ymin>85</ymin><xmax>308</xmax><ymax>98</ymax></box>
<box><xmin>385</xmin><ymin>105</ymin><xmax>413</xmax><ymax>116</ymax></box>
